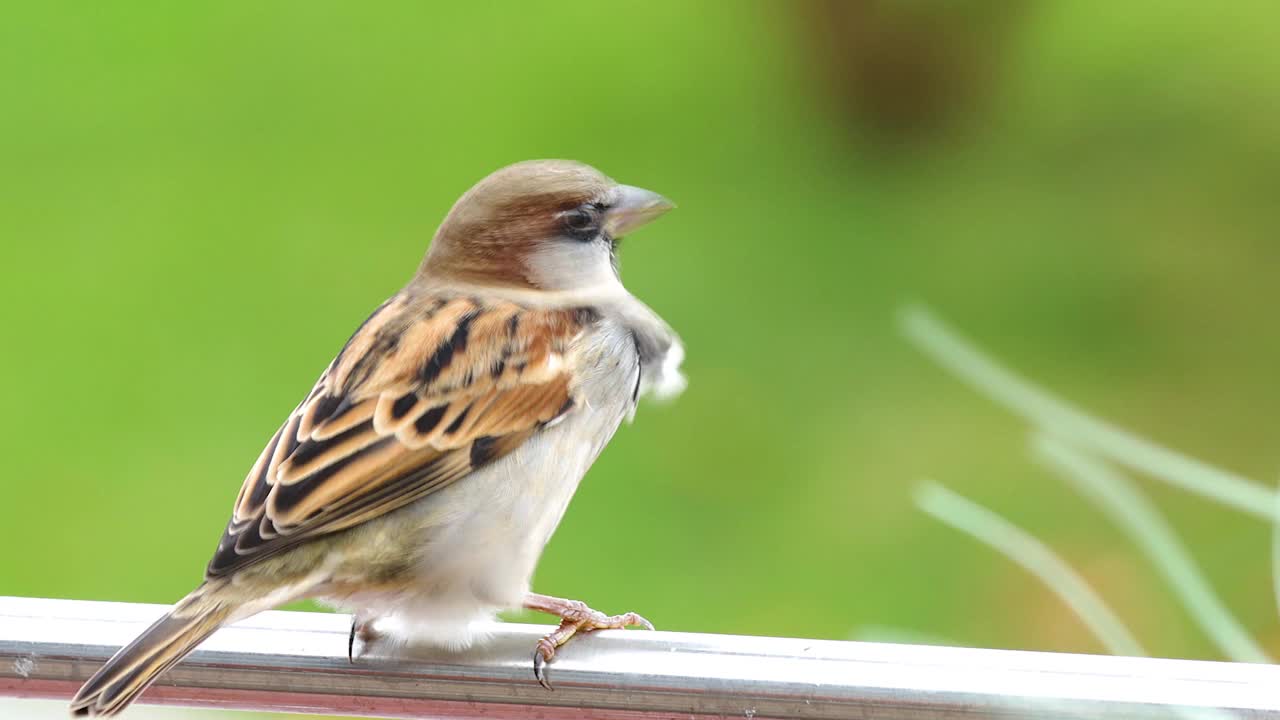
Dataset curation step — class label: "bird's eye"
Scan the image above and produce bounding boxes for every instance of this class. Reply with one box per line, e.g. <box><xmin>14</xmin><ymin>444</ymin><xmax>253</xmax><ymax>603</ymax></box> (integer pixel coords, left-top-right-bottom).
<box><xmin>562</xmin><ymin>205</ymin><xmax>601</xmax><ymax>240</ymax></box>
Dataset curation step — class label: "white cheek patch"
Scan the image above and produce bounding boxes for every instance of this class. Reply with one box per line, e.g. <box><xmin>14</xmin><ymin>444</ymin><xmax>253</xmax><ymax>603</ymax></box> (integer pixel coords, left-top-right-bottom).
<box><xmin>527</xmin><ymin>239</ymin><xmax>622</xmax><ymax>292</ymax></box>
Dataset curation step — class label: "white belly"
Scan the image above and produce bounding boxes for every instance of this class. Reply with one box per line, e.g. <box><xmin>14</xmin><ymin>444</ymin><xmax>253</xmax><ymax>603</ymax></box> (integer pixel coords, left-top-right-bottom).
<box><xmin>327</xmin><ymin>320</ymin><xmax>640</xmax><ymax>649</ymax></box>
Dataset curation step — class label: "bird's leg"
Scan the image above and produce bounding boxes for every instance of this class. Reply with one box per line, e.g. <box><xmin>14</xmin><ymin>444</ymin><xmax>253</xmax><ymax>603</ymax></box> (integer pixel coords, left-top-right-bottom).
<box><xmin>522</xmin><ymin>592</ymin><xmax>654</xmax><ymax>689</ymax></box>
<box><xmin>347</xmin><ymin>613</ymin><xmax>379</xmax><ymax>663</ymax></box>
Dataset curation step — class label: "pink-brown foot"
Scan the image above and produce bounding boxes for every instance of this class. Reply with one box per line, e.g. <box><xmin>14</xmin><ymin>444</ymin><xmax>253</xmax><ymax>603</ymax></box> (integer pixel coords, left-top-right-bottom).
<box><xmin>522</xmin><ymin>592</ymin><xmax>654</xmax><ymax>690</ymax></box>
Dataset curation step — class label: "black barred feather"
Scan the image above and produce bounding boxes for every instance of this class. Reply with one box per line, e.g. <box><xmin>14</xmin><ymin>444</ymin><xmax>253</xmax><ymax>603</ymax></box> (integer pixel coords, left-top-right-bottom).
<box><xmin>206</xmin><ymin>295</ymin><xmax>588</xmax><ymax>578</ymax></box>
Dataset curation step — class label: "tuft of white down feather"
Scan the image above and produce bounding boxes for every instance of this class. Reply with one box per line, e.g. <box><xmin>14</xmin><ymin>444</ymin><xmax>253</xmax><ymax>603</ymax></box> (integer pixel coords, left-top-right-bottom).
<box><xmin>642</xmin><ymin>339</ymin><xmax>686</xmax><ymax>401</ymax></box>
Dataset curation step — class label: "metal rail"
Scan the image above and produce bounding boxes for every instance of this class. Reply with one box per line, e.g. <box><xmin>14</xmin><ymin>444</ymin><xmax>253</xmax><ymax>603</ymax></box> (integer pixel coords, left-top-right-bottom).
<box><xmin>2</xmin><ymin>596</ymin><xmax>1278</xmax><ymax>719</ymax></box>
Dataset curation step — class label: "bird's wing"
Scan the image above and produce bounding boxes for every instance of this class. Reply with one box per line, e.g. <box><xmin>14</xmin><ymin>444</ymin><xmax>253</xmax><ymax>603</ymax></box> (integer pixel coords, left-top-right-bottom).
<box><xmin>206</xmin><ymin>294</ymin><xmax>592</xmax><ymax>578</ymax></box>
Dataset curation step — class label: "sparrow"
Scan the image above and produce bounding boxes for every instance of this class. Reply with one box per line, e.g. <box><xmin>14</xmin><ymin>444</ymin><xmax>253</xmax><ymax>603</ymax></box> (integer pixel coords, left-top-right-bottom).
<box><xmin>70</xmin><ymin>159</ymin><xmax>685</xmax><ymax>716</ymax></box>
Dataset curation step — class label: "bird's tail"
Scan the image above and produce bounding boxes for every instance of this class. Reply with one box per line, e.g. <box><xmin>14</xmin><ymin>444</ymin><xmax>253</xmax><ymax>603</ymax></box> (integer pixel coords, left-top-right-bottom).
<box><xmin>70</xmin><ymin>584</ymin><xmax>235</xmax><ymax>717</ymax></box>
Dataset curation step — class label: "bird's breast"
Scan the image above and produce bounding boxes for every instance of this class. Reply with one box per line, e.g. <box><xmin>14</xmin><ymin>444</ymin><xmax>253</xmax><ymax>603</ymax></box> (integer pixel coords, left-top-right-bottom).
<box><xmin>405</xmin><ymin>319</ymin><xmax>639</xmax><ymax>598</ymax></box>
<box><xmin>316</xmin><ymin>319</ymin><xmax>643</xmax><ymax>647</ymax></box>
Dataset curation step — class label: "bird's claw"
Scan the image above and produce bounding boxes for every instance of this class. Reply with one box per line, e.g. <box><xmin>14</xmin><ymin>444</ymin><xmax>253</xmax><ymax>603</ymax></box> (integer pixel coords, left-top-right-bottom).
<box><xmin>348</xmin><ymin>615</ymin><xmax>378</xmax><ymax>664</ymax></box>
<box><xmin>530</xmin><ymin>604</ymin><xmax>654</xmax><ymax>690</ymax></box>
<box><xmin>533</xmin><ymin>643</ymin><xmax>553</xmax><ymax>690</ymax></box>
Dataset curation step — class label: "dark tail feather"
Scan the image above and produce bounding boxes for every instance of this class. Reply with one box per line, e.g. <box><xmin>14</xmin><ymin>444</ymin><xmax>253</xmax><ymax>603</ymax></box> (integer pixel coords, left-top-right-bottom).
<box><xmin>70</xmin><ymin>587</ymin><xmax>233</xmax><ymax>717</ymax></box>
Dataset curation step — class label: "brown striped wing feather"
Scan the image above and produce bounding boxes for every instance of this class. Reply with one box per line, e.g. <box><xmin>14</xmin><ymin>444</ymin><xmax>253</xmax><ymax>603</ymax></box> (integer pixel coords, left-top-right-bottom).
<box><xmin>206</xmin><ymin>294</ymin><xmax>589</xmax><ymax>578</ymax></box>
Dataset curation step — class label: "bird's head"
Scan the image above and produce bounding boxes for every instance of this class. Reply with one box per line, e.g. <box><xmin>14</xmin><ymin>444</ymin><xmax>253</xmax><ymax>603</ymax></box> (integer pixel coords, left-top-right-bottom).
<box><xmin>418</xmin><ymin>160</ymin><xmax>674</xmax><ymax>293</ymax></box>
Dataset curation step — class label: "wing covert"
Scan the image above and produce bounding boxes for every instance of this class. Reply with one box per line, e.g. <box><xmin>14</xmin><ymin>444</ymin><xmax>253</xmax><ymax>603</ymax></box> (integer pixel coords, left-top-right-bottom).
<box><xmin>207</xmin><ymin>295</ymin><xmax>591</xmax><ymax>578</ymax></box>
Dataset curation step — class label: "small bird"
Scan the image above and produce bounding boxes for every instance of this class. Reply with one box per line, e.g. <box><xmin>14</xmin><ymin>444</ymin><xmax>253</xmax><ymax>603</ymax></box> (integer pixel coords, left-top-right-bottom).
<box><xmin>70</xmin><ymin>160</ymin><xmax>684</xmax><ymax>716</ymax></box>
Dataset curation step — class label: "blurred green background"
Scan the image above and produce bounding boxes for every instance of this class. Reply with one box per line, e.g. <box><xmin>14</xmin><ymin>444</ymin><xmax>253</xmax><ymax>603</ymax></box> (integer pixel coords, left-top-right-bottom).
<box><xmin>4</xmin><ymin>1</ymin><xmax>1279</xmax><ymax>706</ymax></box>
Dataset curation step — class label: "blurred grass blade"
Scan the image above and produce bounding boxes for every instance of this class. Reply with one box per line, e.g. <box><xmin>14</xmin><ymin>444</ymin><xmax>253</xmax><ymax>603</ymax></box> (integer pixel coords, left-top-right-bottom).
<box><xmin>899</xmin><ymin>306</ymin><xmax>1275</xmax><ymax>518</ymax></box>
<box><xmin>1033</xmin><ymin>433</ymin><xmax>1271</xmax><ymax>664</ymax></box>
<box><xmin>914</xmin><ymin>480</ymin><xmax>1145</xmax><ymax>656</ymax></box>
<box><xmin>916</xmin><ymin>481</ymin><xmax>1239</xmax><ymax>720</ymax></box>
<box><xmin>1274</xmin><ymin>480</ymin><xmax>1280</xmax><ymax>621</ymax></box>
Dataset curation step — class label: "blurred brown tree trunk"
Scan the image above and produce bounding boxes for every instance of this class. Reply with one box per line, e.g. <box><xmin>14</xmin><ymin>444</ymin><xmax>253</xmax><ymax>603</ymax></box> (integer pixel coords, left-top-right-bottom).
<box><xmin>801</xmin><ymin>0</ymin><xmax>1027</xmax><ymax>140</ymax></box>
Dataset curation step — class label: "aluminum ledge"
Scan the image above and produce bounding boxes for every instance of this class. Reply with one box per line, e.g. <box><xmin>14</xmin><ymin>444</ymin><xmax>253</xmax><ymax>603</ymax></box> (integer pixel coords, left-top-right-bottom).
<box><xmin>2</xmin><ymin>596</ymin><xmax>1279</xmax><ymax>719</ymax></box>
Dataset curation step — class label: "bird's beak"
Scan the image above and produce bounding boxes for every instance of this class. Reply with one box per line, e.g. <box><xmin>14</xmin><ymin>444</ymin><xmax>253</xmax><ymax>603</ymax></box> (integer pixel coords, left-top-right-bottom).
<box><xmin>605</xmin><ymin>185</ymin><xmax>675</xmax><ymax>237</ymax></box>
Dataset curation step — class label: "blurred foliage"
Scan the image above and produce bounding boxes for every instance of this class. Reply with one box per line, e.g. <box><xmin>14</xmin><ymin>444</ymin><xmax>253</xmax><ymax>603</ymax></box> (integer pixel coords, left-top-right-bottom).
<box><xmin>3</xmin><ymin>4</ymin><xmax>1279</xmax><ymax>701</ymax></box>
